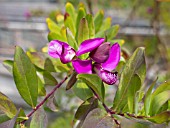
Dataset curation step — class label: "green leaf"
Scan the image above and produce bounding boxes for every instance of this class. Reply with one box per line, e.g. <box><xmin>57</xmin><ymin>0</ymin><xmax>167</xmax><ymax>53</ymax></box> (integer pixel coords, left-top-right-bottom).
<box><xmin>44</xmin><ymin>58</ymin><xmax>56</xmax><ymax>72</ymax></box>
<box><xmin>74</xmin><ymin>97</ymin><xmax>98</xmax><ymax>128</ymax></box>
<box><xmin>72</xmin><ymin>80</ymin><xmax>93</xmax><ymax>101</ymax></box>
<box><xmin>94</xmin><ymin>10</ymin><xmax>104</xmax><ymax>33</ymax></box>
<box><xmin>43</xmin><ymin>71</ymin><xmax>58</xmax><ymax>86</ymax></box>
<box><xmin>0</xmin><ymin>92</ymin><xmax>17</xmax><ymax>118</ymax></box>
<box><xmin>106</xmin><ymin>25</ymin><xmax>120</xmax><ymax>40</ymax></box>
<box><xmin>86</xmin><ymin>14</ymin><xmax>95</xmax><ymax>38</ymax></box>
<box><xmin>13</xmin><ymin>46</ymin><xmax>38</xmax><ymax>107</ymax></box>
<box><xmin>100</xmin><ymin>17</ymin><xmax>112</xmax><ymax>31</ymax></box>
<box><xmin>66</xmin><ymin>71</ymin><xmax>77</xmax><ymax>90</ymax></box>
<box><xmin>38</xmin><ymin>77</ymin><xmax>46</xmax><ymax>96</ymax></box>
<box><xmin>81</xmin><ymin>108</ymin><xmax>116</xmax><ymax>127</ymax></box>
<box><xmin>3</xmin><ymin>60</ymin><xmax>13</xmax><ymax>73</ymax></box>
<box><xmin>144</xmin><ymin>78</ymin><xmax>158</xmax><ymax>116</ymax></box>
<box><xmin>48</xmin><ymin>32</ymin><xmax>66</xmax><ymax>42</ymax></box>
<box><xmin>17</xmin><ymin>108</ymin><xmax>27</xmax><ymax>122</ymax></box>
<box><xmin>150</xmin><ymin>90</ymin><xmax>170</xmax><ymax>115</ymax></box>
<box><xmin>109</xmin><ymin>39</ymin><xmax>125</xmax><ymax>46</ymax></box>
<box><xmin>76</xmin><ymin>7</ymin><xmax>86</xmax><ymax>40</ymax></box>
<box><xmin>147</xmin><ymin>111</ymin><xmax>170</xmax><ymax>124</ymax></box>
<box><xmin>65</xmin><ymin>2</ymin><xmax>76</xmax><ymax>23</ymax></box>
<box><xmin>77</xmin><ymin>74</ymin><xmax>105</xmax><ymax>102</ymax></box>
<box><xmin>30</xmin><ymin>108</ymin><xmax>48</xmax><ymax>128</ymax></box>
<box><xmin>46</xmin><ymin>94</ymin><xmax>58</xmax><ymax>112</ymax></box>
<box><xmin>64</xmin><ymin>13</ymin><xmax>76</xmax><ymax>36</ymax></box>
<box><xmin>113</xmin><ymin>47</ymin><xmax>146</xmax><ymax>113</ymax></box>
<box><xmin>0</xmin><ymin>114</ymin><xmax>10</xmax><ymax>124</ymax></box>
<box><xmin>46</xmin><ymin>18</ymin><xmax>60</xmax><ymax>35</ymax></box>
<box><xmin>66</xmin><ymin>28</ymin><xmax>78</xmax><ymax>50</ymax></box>
<box><xmin>128</xmin><ymin>74</ymin><xmax>141</xmax><ymax>114</ymax></box>
<box><xmin>77</xmin><ymin>18</ymin><xmax>89</xmax><ymax>45</ymax></box>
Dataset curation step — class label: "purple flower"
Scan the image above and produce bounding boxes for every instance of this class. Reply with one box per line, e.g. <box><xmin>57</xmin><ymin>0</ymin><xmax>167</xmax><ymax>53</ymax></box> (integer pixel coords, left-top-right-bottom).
<box><xmin>48</xmin><ymin>38</ymin><xmax>120</xmax><ymax>85</ymax></box>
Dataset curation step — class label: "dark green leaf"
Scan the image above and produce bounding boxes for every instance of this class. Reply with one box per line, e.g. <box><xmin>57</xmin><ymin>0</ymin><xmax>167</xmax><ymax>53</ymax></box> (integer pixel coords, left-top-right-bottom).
<box><xmin>128</xmin><ymin>74</ymin><xmax>141</xmax><ymax>114</ymax></box>
<box><xmin>150</xmin><ymin>90</ymin><xmax>170</xmax><ymax>115</ymax></box>
<box><xmin>77</xmin><ymin>18</ymin><xmax>89</xmax><ymax>45</ymax></box>
<box><xmin>44</xmin><ymin>58</ymin><xmax>56</xmax><ymax>72</ymax></box>
<box><xmin>13</xmin><ymin>46</ymin><xmax>38</xmax><ymax>107</ymax></box>
<box><xmin>147</xmin><ymin>111</ymin><xmax>170</xmax><ymax>124</ymax></box>
<box><xmin>81</xmin><ymin>108</ymin><xmax>116</xmax><ymax>128</ymax></box>
<box><xmin>113</xmin><ymin>47</ymin><xmax>146</xmax><ymax>113</ymax></box>
<box><xmin>144</xmin><ymin>78</ymin><xmax>158</xmax><ymax>116</ymax></box>
<box><xmin>94</xmin><ymin>10</ymin><xmax>104</xmax><ymax>33</ymax></box>
<box><xmin>38</xmin><ymin>77</ymin><xmax>46</xmax><ymax>96</ymax></box>
<box><xmin>0</xmin><ymin>92</ymin><xmax>17</xmax><ymax>118</ymax></box>
<box><xmin>66</xmin><ymin>71</ymin><xmax>77</xmax><ymax>90</ymax></box>
<box><xmin>66</xmin><ymin>28</ymin><xmax>78</xmax><ymax>50</ymax></box>
<box><xmin>74</xmin><ymin>97</ymin><xmax>98</xmax><ymax>128</ymax></box>
<box><xmin>17</xmin><ymin>108</ymin><xmax>27</xmax><ymax>122</ymax></box>
<box><xmin>72</xmin><ymin>80</ymin><xmax>93</xmax><ymax>101</ymax></box>
<box><xmin>30</xmin><ymin>108</ymin><xmax>48</xmax><ymax>128</ymax></box>
<box><xmin>3</xmin><ymin>60</ymin><xmax>13</xmax><ymax>73</ymax></box>
<box><xmin>86</xmin><ymin>14</ymin><xmax>95</xmax><ymax>38</ymax></box>
<box><xmin>77</xmin><ymin>74</ymin><xmax>105</xmax><ymax>102</ymax></box>
<box><xmin>0</xmin><ymin>113</ymin><xmax>10</xmax><ymax>124</ymax></box>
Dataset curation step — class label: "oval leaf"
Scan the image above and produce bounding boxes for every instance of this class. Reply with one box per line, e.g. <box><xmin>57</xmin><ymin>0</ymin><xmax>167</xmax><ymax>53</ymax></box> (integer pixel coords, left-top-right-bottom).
<box><xmin>13</xmin><ymin>46</ymin><xmax>38</xmax><ymax>107</ymax></box>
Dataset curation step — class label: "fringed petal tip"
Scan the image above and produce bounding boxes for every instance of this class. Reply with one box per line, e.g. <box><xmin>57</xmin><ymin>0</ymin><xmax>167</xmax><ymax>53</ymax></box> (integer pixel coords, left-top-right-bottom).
<box><xmin>76</xmin><ymin>38</ymin><xmax>105</xmax><ymax>56</ymax></box>
<box><xmin>72</xmin><ymin>59</ymin><xmax>92</xmax><ymax>74</ymax></box>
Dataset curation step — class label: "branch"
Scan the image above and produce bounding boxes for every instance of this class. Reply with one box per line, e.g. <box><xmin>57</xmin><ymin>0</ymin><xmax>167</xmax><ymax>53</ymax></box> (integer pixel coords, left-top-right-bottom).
<box><xmin>21</xmin><ymin>76</ymin><xmax>68</xmax><ymax>124</ymax></box>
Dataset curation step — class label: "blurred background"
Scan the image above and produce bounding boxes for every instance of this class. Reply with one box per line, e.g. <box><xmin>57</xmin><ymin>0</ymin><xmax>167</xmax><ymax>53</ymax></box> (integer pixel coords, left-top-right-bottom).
<box><xmin>0</xmin><ymin>0</ymin><xmax>170</xmax><ymax>127</ymax></box>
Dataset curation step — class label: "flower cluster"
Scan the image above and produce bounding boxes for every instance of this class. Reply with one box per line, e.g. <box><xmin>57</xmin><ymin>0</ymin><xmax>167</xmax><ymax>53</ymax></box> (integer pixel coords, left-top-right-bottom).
<box><xmin>48</xmin><ymin>38</ymin><xmax>120</xmax><ymax>85</ymax></box>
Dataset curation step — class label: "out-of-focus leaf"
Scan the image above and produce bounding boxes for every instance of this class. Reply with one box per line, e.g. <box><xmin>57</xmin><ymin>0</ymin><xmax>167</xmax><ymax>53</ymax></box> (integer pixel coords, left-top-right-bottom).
<box><xmin>17</xmin><ymin>108</ymin><xmax>27</xmax><ymax>122</ymax></box>
<box><xmin>66</xmin><ymin>71</ymin><xmax>77</xmax><ymax>90</ymax></box>
<box><xmin>0</xmin><ymin>92</ymin><xmax>17</xmax><ymax>118</ymax></box>
<box><xmin>150</xmin><ymin>90</ymin><xmax>170</xmax><ymax>115</ymax></box>
<box><xmin>77</xmin><ymin>74</ymin><xmax>105</xmax><ymax>102</ymax></box>
<box><xmin>2</xmin><ymin>60</ymin><xmax>13</xmax><ymax>73</ymax></box>
<box><xmin>46</xmin><ymin>18</ymin><xmax>60</xmax><ymax>35</ymax></box>
<box><xmin>128</xmin><ymin>74</ymin><xmax>141</xmax><ymax>114</ymax></box>
<box><xmin>113</xmin><ymin>47</ymin><xmax>146</xmax><ymax>113</ymax></box>
<box><xmin>77</xmin><ymin>18</ymin><xmax>89</xmax><ymax>45</ymax></box>
<box><xmin>13</xmin><ymin>46</ymin><xmax>38</xmax><ymax>107</ymax></box>
<box><xmin>51</xmin><ymin>59</ymin><xmax>70</xmax><ymax>72</ymax></box>
<box><xmin>48</xmin><ymin>32</ymin><xmax>66</xmax><ymax>42</ymax></box>
<box><xmin>65</xmin><ymin>2</ymin><xmax>76</xmax><ymax>23</ymax></box>
<box><xmin>44</xmin><ymin>58</ymin><xmax>56</xmax><ymax>72</ymax></box>
<box><xmin>147</xmin><ymin>111</ymin><xmax>170</xmax><ymax>124</ymax></box>
<box><xmin>86</xmin><ymin>14</ymin><xmax>95</xmax><ymax>38</ymax></box>
<box><xmin>76</xmin><ymin>7</ymin><xmax>86</xmax><ymax>40</ymax></box>
<box><xmin>38</xmin><ymin>77</ymin><xmax>46</xmax><ymax>96</ymax></box>
<box><xmin>46</xmin><ymin>94</ymin><xmax>58</xmax><ymax>112</ymax></box>
<box><xmin>64</xmin><ymin>13</ymin><xmax>76</xmax><ymax>36</ymax></box>
<box><xmin>66</xmin><ymin>28</ymin><xmax>78</xmax><ymax>50</ymax></box>
<box><xmin>0</xmin><ymin>109</ymin><xmax>21</xmax><ymax>128</ymax></box>
<box><xmin>144</xmin><ymin>78</ymin><xmax>158</xmax><ymax>116</ymax></box>
<box><xmin>0</xmin><ymin>113</ymin><xmax>10</xmax><ymax>124</ymax></box>
<box><xmin>81</xmin><ymin>108</ymin><xmax>116</xmax><ymax>128</ymax></box>
<box><xmin>60</xmin><ymin>26</ymin><xmax>67</xmax><ymax>42</ymax></box>
<box><xmin>27</xmin><ymin>51</ymin><xmax>46</xmax><ymax>69</ymax></box>
<box><xmin>94</xmin><ymin>10</ymin><xmax>104</xmax><ymax>33</ymax></box>
<box><xmin>100</xmin><ymin>17</ymin><xmax>111</xmax><ymax>31</ymax></box>
<box><xmin>43</xmin><ymin>71</ymin><xmax>58</xmax><ymax>86</ymax></box>
<box><xmin>73</xmin><ymin>97</ymin><xmax>98</xmax><ymax>128</ymax></box>
<box><xmin>109</xmin><ymin>39</ymin><xmax>125</xmax><ymax>46</ymax></box>
<box><xmin>72</xmin><ymin>80</ymin><xmax>93</xmax><ymax>101</ymax></box>
<box><xmin>30</xmin><ymin>108</ymin><xmax>48</xmax><ymax>128</ymax></box>
<box><xmin>106</xmin><ymin>25</ymin><xmax>120</xmax><ymax>40</ymax></box>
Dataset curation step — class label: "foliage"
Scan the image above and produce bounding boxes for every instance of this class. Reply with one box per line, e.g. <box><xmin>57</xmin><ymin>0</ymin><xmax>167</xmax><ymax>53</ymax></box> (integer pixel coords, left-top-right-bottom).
<box><xmin>0</xmin><ymin>2</ymin><xmax>170</xmax><ymax>128</ymax></box>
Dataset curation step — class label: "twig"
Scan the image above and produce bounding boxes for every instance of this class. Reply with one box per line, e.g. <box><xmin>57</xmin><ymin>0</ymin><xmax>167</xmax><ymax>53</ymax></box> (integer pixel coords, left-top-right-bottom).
<box><xmin>21</xmin><ymin>76</ymin><xmax>68</xmax><ymax>124</ymax></box>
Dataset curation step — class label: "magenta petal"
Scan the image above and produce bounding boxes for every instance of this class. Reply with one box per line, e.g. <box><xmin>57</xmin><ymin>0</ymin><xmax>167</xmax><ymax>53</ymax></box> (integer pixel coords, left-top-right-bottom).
<box><xmin>89</xmin><ymin>42</ymin><xmax>110</xmax><ymax>63</ymax></box>
<box><xmin>72</xmin><ymin>59</ymin><xmax>92</xmax><ymax>74</ymax></box>
<box><xmin>102</xmin><ymin>43</ymin><xmax>120</xmax><ymax>71</ymax></box>
<box><xmin>76</xmin><ymin>38</ymin><xmax>105</xmax><ymax>56</ymax></box>
<box><xmin>48</xmin><ymin>40</ymin><xmax>69</xmax><ymax>58</ymax></box>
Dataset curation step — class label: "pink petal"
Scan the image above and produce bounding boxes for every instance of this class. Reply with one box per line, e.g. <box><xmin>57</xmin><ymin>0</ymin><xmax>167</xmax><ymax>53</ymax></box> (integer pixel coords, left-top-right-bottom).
<box><xmin>76</xmin><ymin>38</ymin><xmax>105</xmax><ymax>56</ymax></box>
<box><xmin>102</xmin><ymin>43</ymin><xmax>120</xmax><ymax>71</ymax></box>
<box><xmin>48</xmin><ymin>40</ymin><xmax>69</xmax><ymax>58</ymax></box>
<box><xmin>89</xmin><ymin>42</ymin><xmax>110</xmax><ymax>63</ymax></box>
<box><xmin>72</xmin><ymin>59</ymin><xmax>92</xmax><ymax>74</ymax></box>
